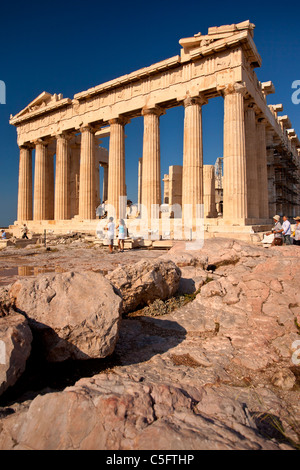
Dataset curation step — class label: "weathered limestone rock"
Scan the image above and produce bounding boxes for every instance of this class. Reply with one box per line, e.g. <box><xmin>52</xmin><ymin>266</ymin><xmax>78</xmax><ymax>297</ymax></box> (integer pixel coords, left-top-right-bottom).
<box><xmin>0</xmin><ymin>311</ymin><xmax>32</xmax><ymax>396</ymax></box>
<box><xmin>9</xmin><ymin>271</ymin><xmax>122</xmax><ymax>362</ymax></box>
<box><xmin>0</xmin><ymin>373</ymin><xmax>290</xmax><ymax>450</ymax></box>
<box><xmin>106</xmin><ymin>259</ymin><xmax>181</xmax><ymax>313</ymax></box>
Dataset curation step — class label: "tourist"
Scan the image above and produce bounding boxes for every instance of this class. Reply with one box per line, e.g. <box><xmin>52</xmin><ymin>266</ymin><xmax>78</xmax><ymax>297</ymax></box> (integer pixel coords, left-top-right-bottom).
<box><xmin>1</xmin><ymin>229</ymin><xmax>6</xmax><ymax>239</ymax></box>
<box><xmin>266</xmin><ymin>215</ymin><xmax>283</xmax><ymax>246</ymax></box>
<box><xmin>21</xmin><ymin>224</ymin><xmax>29</xmax><ymax>239</ymax></box>
<box><xmin>282</xmin><ymin>215</ymin><xmax>292</xmax><ymax>245</ymax></box>
<box><xmin>105</xmin><ymin>217</ymin><xmax>115</xmax><ymax>253</ymax></box>
<box><xmin>116</xmin><ymin>219</ymin><xmax>126</xmax><ymax>252</ymax></box>
<box><xmin>292</xmin><ymin>216</ymin><xmax>300</xmax><ymax>246</ymax></box>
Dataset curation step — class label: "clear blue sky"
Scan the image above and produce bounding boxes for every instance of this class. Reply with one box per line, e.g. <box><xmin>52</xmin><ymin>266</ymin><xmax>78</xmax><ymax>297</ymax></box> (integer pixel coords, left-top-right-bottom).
<box><xmin>0</xmin><ymin>0</ymin><xmax>299</xmax><ymax>226</ymax></box>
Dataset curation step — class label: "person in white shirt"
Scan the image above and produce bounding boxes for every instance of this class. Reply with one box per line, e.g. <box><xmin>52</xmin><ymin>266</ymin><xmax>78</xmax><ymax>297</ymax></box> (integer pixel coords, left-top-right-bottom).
<box><xmin>293</xmin><ymin>216</ymin><xmax>300</xmax><ymax>246</ymax></box>
<box><xmin>105</xmin><ymin>217</ymin><xmax>115</xmax><ymax>253</ymax></box>
<box><xmin>282</xmin><ymin>215</ymin><xmax>292</xmax><ymax>245</ymax></box>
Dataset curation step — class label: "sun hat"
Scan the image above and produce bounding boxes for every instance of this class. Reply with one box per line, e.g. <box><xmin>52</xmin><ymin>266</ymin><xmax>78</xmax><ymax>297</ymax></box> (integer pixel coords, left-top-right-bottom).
<box><xmin>273</xmin><ymin>215</ymin><xmax>280</xmax><ymax>221</ymax></box>
<box><xmin>294</xmin><ymin>216</ymin><xmax>300</xmax><ymax>221</ymax></box>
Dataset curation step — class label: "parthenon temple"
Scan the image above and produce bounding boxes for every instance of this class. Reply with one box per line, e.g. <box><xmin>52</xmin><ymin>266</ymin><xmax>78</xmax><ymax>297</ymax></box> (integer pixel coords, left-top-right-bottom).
<box><xmin>10</xmin><ymin>20</ymin><xmax>300</xmax><ymax>241</ymax></box>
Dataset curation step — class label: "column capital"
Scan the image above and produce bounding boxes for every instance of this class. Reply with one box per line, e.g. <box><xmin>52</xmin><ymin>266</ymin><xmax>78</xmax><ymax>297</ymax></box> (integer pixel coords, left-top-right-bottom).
<box><xmin>33</xmin><ymin>137</ymin><xmax>51</xmax><ymax>147</ymax></box>
<box><xmin>78</xmin><ymin>124</ymin><xmax>98</xmax><ymax>134</ymax></box>
<box><xmin>19</xmin><ymin>142</ymin><xmax>34</xmax><ymax>150</ymax></box>
<box><xmin>109</xmin><ymin>116</ymin><xmax>130</xmax><ymax>126</ymax></box>
<box><xmin>244</xmin><ymin>98</ymin><xmax>259</xmax><ymax>113</ymax></box>
<box><xmin>183</xmin><ymin>94</ymin><xmax>208</xmax><ymax>108</ymax></box>
<box><xmin>141</xmin><ymin>105</ymin><xmax>165</xmax><ymax>117</ymax></box>
<box><xmin>55</xmin><ymin>131</ymin><xmax>75</xmax><ymax>142</ymax></box>
<box><xmin>220</xmin><ymin>82</ymin><xmax>247</xmax><ymax>97</ymax></box>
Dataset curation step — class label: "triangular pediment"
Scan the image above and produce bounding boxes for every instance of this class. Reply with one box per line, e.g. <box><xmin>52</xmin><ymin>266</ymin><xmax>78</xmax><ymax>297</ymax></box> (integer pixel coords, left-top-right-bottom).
<box><xmin>11</xmin><ymin>91</ymin><xmax>64</xmax><ymax>120</ymax></box>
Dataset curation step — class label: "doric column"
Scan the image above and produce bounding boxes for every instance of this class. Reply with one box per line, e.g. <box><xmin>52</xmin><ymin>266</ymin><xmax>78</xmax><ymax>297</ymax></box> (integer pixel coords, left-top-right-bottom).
<box><xmin>256</xmin><ymin>117</ymin><xmax>269</xmax><ymax>220</ymax></box>
<box><xmin>107</xmin><ymin>117</ymin><xmax>128</xmax><ymax>220</ymax></box>
<box><xmin>203</xmin><ymin>165</ymin><xmax>217</xmax><ymax>218</ymax></box>
<box><xmin>102</xmin><ymin>164</ymin><xmax>108</xmax><ymax>203</ymax></box>
<box><xmin>33</xmin><ymin>139</ymin><xmax>48</xmax><ymax>220</ymax></box>
<box><xmin>266</xmin><ymin>129</ymin><xmax>276</xmax><ymax>219</ymax></box>
<box><xmin>69</xmin><ymin>137</ymin><xmax>81</xmax><ymax>218</ymax></box>
<box><xmin>55</xmin><ymin>133</ymin><xmax>71</xmax><ymax>220</ymax></box>
<box><xmin>17</xmin><ymin>144</ymin><xmax>33</xmax><ymax>221</ymax></box>
<box><xmin>244</xmin><ymin>101</ymin><xmax>259</xmax><ymax>219</ymax></box>
<box><xmin>79</xmin><ymin>125</ymin><xmax>97</xmax><ymax>220</ymax></box>
<box><xmin>162</xmin><ymin>174</ymin><xmax>169</xmax><ymax>204</ymax></box>
<box><xmin>222</xmin><ymin>83</ymin><xmax>248</xmax><ymax>224</ymax></box>
<box><xmin>137</xmin><ymin>157</ymin><xmax>142</xmax><ymax>211</ymax></box>
<box><xmin>141</xmin><ymin>106</ymin><xmax>164</xmax><ymax>220</ymax></box>
<box><xmin>182</xmin><ymin>95</ymin><xmax>206</xmax><ymax>225</ymax></box>
<box><xmin>47</xmin><ymin>148</ymin><xmax>55</xmax><ymax>220</ymax></box>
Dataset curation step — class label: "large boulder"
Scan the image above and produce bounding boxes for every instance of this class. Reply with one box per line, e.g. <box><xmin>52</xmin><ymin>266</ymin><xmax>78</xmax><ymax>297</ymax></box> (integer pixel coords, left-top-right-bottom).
<box><xmin>9</xmin><ymin>271</ymin><xmax>122</xmax><ymax>362</ymax></box>
<box><xmin>106</xmin><ymin>259</ymin><xmax>181</xmax><ymax>313</ymax></box>
<box><xmin>0</xmin><ymin>310</ymin><xmax>32</xmax><ymax>396</ymax></box>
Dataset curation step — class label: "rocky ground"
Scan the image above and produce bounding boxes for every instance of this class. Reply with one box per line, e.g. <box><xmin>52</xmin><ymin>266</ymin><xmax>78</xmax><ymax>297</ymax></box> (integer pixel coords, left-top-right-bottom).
<box><xmin>0</xmin><ymin>237</ymin><xmax>299</xmax><ymax>450</ymax></box>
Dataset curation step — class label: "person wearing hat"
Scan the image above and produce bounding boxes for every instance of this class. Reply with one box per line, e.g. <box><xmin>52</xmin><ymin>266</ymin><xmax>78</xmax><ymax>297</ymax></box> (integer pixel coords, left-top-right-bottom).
<box><xmin>266</xmin><ymin>215</ymin><xmax>283</xmax><ymax>246</ymax></box>
<box><xmin>292</xmin><ymin>216</ymin><xmax>300</xmax><ymax>246</ymax></box>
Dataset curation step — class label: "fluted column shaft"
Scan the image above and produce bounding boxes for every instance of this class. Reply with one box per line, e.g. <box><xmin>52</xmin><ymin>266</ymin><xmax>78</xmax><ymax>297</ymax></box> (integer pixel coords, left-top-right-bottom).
<box><xmin>203</xmin><ymin>164</ymin><xmax>217</xmax><ymax>218</ymax></box>
<box><xmin>141</xmin><ymin>107</ymin><xmax>163</xmax><ymax>220</ymax></box>
<box><xmin>33</xmin><ymin>140</ymin><xmax>48</xmax><ymax>220</ymax></box>
<box><xmin>266</xmin><ymin>130</ymin><xmax>276</xmax><ymax>219</ymax></box>
<box><xmin>256</xmin><ymin>119</ymin><xmax>269</xmax><ymax>219</ymax></box>
<box><xmin>17</xmin><ymin>145</ymin><xmax>33</xmax><ymax>221</ymax></box>
<box><xmin>107</xmin><ymin>118</ymin><xmax>127</xmax><ymax>219</ymax></box>
<box><xmin>55</xmin><ymin>134</ymin><xmax>70</xmax><ymax>220</ymax></box>
<box><xmin>244</xmin><ymin>102</ymin><xmax>259</xmax><ymax>219</ymax></box>
<box><xmin>182</xmin><ymin>96</ymin><xmax>205</xmax><ymax>224</ymax></box>
<box><xmin>102</xmin><ymin>164</ymin><xmax>108</xmax><ymax>202</ymax></box>
<box><xmin>79</xmin><ymin>126</ymin><xmax>96</xmax><ymax>220</ymax></box>
<box><xmin>222</xmin><ymin>83</ymin><xmax>247</xmax><ymax>223</ymax></box>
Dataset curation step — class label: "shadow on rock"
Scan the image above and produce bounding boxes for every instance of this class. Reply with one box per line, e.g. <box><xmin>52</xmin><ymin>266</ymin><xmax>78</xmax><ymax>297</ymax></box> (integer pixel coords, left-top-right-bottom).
<box><xmin>114</xmin><ymin>315</ymin><xmax>187</xmax><ymax>367</ymax></box>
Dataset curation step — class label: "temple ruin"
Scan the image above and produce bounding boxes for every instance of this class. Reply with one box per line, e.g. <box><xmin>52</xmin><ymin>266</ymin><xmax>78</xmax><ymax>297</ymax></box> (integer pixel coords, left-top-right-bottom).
<box><xmin>9</xmin><ymin>20</ymin><xmax>300</xmax><ymax>241</ymax></box>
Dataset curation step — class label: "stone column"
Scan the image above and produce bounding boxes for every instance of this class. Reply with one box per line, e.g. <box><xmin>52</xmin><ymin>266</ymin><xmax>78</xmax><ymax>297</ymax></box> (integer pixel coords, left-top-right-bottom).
<box><xmin>203</xmin><ymin>165</ymin><xmax>217</xmax><ymax>218</ymax></box>
<box><xmin>256</xmin><ymin>118</ymin><xmax>269</xmax><ymax>220</ymax></box>
<box><xmin>79</xmin><ymin>125</ymin><xmax>97</xmax><ymax>220</ymax></box>
<box><xmin>162</xmin><ymin>174</ymin><xmax>169</xmax><ymax>204</ymax></box>
<box><xmin>266</xmin><ymin>129</ymin><xmax>276</xmax><ymax>219</ymax></box>
<box><xmin>102</xmin><ymin>164</ymin><xmax>108</xmax><ymax>202</ymax></box>
<box><xmin>244</xmin><ymin>101</ymin><xmax>259</xmax><ymax>220</ymax></box>
<box><xmin>107</xmin><ymin>117</ymin><xmax>128</xmax><ymax>220</ymax></box>
<box><xmin>47</xmin><ymin>149</ymin><xmax>55</xmax><ymax>220</ymax></box>
<box><xmin>55</xmin><ymin>133</ymin><xmax>71</xmax><ymax>220</ymax></box>
<box><xmin>17</xmin><ymin>144</ymin><xmax>33</xmax><ymax>221</ymax></box>
<box><xmin>33</xmin><ymin>139</ymin><xmax>48</xmax><ymax>220</ymax></box>
<box><xmin>182</xmin><ymin>96</ymin><xmax>206</xmax><ymax>226</ymax></box>
<box><xmin>222</xmin><ymin>83</ymin><xmax>248</xmax><ymax>224</ymax></box>
<box><xmin>141</xmin><ymin>106</ymin><xmax>164</xmax><ymax>221</ymax></box>
<box><xmin>69</xmin><ymin>137</ymin><xmax>80</xmax><ymax>218</ymax></box>
<box><xmin>137</xmin><ymin>157</ymin><xmax>142</xmax><ymax>212</ymax></box>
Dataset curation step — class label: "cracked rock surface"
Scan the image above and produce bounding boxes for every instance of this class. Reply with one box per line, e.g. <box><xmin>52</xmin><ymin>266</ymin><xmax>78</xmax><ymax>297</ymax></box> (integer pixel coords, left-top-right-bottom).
<box><xmin>0</xmin><ymin>238</ymin><xmax>299</xmax><ymax>450</ymax></box>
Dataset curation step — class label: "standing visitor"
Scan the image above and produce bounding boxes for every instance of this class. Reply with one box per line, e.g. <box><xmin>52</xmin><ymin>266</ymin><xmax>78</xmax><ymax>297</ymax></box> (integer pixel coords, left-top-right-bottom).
<box><xmin>117</xmin><ymin>219</ymin><xmax>126</xmax><ymax>252</ymax></box>
<box><xmin>266</xmin><ymin>215</ymin><xmax>283</xmax><ymax>246</ymax></box>
<box><xmin>105</xmin><ymin>217</ymin><xmax>115</xmax><ymax>253</ymax></box>
<box><xmin>1</xmin><ymin>230</ymin><xmax>6</xmax><ymax>239</ymax></box>
<box><xmin>292</xmin><ymin>216</ymin><xmax>300</xmax><ymax>246</ymax></box>
<box><xmin>21</xmin><ymin>224</ymin><xmax>29</xmax><ymax>239</ymax></box>
<box><xmin>282</xmin><ymin>215</ymin><xmax>292</xmax><ymax>245</ymax></box>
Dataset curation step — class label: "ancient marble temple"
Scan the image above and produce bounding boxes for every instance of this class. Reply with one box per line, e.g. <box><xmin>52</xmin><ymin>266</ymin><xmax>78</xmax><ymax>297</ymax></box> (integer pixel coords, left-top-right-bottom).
<box><xmin>10</xmin><ymin>21</ymin><xmax>300</xmax><ymax>240</ymax></box>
